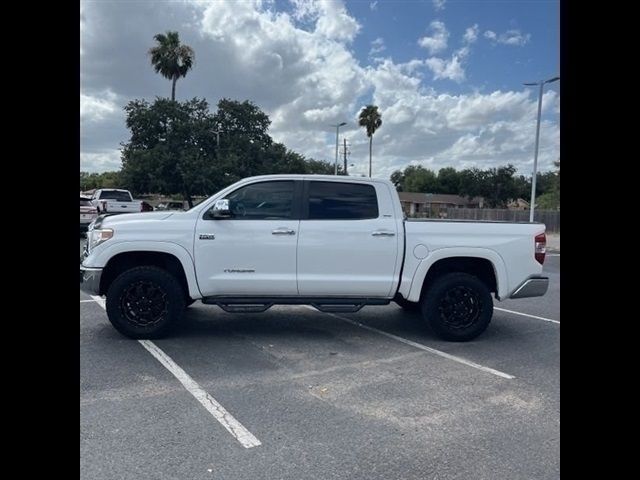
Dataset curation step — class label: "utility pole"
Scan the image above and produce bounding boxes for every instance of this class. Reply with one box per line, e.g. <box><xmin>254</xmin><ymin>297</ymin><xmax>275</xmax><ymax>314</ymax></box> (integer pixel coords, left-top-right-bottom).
<box><xmin>343</xmin><ymin>138</ymin><xmax>348</xmax><ymax>175</ymax></box>
<box><xmin>330</xmin><ymin>122</ymin><xmax>347</xmax><ymax>175</ymax></box>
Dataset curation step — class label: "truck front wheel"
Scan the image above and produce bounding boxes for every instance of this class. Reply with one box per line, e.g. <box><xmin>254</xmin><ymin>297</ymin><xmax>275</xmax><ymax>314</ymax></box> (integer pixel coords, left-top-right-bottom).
<box><xmin>105</xmin><ymin>266</ymin><xmax>185</xmax><ymax>339</ymax></box>
<box><xmin>421</xmin><ymin>272</ymin><xmax>493</xmax><ymax>342</ymax></box>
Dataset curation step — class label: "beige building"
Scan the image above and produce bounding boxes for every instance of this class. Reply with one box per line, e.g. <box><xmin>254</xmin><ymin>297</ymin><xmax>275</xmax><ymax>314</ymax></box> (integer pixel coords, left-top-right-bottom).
<box><xmin>398</xmin><ymin>192</ymin><xmax>484</xmax><ymax>217</ymax></box>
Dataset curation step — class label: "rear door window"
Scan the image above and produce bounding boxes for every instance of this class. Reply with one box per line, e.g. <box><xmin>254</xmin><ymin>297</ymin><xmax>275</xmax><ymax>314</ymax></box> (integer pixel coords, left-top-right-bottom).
<box><xmin>307</xmin><ymin>182</ymin><xmax>379</xmax><ymax>220</ymax></box>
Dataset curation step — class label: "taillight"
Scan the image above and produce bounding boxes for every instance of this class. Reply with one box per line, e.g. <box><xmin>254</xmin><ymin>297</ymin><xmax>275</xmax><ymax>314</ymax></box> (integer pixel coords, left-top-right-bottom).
<box><xmin>535</xmin><ymin>233</ymin><xmax>546</xmax><ymax>265</ymax></box>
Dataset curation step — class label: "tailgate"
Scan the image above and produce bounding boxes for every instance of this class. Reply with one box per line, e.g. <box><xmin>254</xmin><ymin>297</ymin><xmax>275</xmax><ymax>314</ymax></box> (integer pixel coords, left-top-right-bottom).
<box><xmin>102</xmin><ymin>201</ymin><xmax>139</xmax><ymax>212</ymax></box>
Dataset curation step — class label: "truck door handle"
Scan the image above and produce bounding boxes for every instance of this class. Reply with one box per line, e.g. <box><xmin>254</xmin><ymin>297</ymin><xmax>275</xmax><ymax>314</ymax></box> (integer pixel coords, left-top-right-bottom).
<box><xmin>371</xmin><ymin>230</ymin><xmax>395</xmax><ymax>237</ymax></box>
<box><xmin>272</xmin><ymin>228</ymin><xmax>296</xmax><ymax>235</ymax></box>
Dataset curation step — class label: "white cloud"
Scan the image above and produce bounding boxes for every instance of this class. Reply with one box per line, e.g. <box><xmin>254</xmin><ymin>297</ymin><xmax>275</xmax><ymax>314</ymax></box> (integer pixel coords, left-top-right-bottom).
<box><xmin>81</xmin><ymin>0</ymin><xmax>559</xmax><ymax>180</ymax></box>
<box><xmin>423</xmin><ymin>23</ymin><xmax>478</xmax><ymax>83</ymax></box>
<box><xmin>81</xmin><ymin>150</ymin><xmax>122</xmax><ymax>173</ymax></box>
<box><xmin>370</xmin><ymin>1</ymin><xmax>378</xmax><ymax>11</ymax></box>
<box><xmin>432</xmin><ymin>0</ymin><xmax>446</xmax><ymax>11</ymax></box>
<box><xmin>484</xmin><ymin>30</ymin><xmax>497</xmax><ymax>40</ymax></box>
<box><xmin>369</xmin><ymin>37</ymin><xmax>386</xmax><ymax>56</ymax></box>
<box><xmin>80</xmin><ymin>91</ymin><xmax>119</xmax><ymax>122</ymax></box>
<box><xmin>425</xmin><ymin>55</ymin><xmax>465</xmax><ymax>82</ymax></box>
<box><xmin>418</xmin><ymin>21</ymin><xmax>449</xmax><ymax>55</ymax></box>
<box><xmin>289</xmin><ymin>0</ymin><xmax>361</xmax><ymax>42</ymax></box>
<box><xmin>484</xmin><ymin>29</ymin><xmax>531</xmax><ymax>46</ymax></box>
<box><xmin>463</xmin><ymin>24</ymin><xmax>479</xmax><ymax>44</ymax></box>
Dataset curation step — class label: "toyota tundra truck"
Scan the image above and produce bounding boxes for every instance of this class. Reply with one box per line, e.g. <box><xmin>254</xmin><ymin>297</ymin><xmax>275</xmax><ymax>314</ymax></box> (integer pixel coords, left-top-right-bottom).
<box><xmin>80</xmin><ymin>175</ymin><xmax>549</xmax><ymax>341</ymax></box>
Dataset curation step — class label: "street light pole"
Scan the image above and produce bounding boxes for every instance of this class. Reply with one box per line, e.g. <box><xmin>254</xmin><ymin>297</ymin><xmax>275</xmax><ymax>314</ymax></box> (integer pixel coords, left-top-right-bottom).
<box><xmin>524</xmin><ymin>76</ymin><xmax>559</xmax><ymax>222</ymax></box>
<box><xmin>330</xmin><ymin>122</ymin><xmax>347</xmax><ymax>175</ymax></box>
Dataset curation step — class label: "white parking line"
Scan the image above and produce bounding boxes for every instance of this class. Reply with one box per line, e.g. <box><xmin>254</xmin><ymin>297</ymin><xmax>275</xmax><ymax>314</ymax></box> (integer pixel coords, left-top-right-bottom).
<box><xmin>139</xmin><ymin>340</ymin><xmax>262</xmax><ymax>449</ymax></box>
<box><xmin>494</xmin><ymin>307</ymin><xmax>560</xmax><ymax>324</ymax></box>
<box><xmin>305</xmin><ymin>306</ymin><xmax>514</xmax><ymax>380</ymax></box>
<box><xmin>547</xmin><ymin>253</ymin><xmax>560</xmax><ymax>257</ymax></box>
<box><xmin>80</xmin><ymin>299</ymin><xmax>94</xmax><ymax>303</ymax></box>
<box><xmin>90</xmin><ymin>295</ymin><xmax>106</xmax><ymax>309</ymax></box>
<box><xmin>88</xmin><ymin>295</ymin><xmax>262</xmax><ymax>449</ymax></box>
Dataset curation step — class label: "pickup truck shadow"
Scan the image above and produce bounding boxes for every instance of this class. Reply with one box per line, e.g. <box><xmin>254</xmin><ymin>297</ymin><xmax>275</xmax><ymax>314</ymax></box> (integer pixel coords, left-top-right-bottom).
<box><xmin>173</xmin><ymin>303</ymin><xmax>519</xmax><ymax>345</ymax></box>
<box><xmin>175</xmin><ymin>304</ymin><xmax>432</xmax><ymax>341</ymax></box>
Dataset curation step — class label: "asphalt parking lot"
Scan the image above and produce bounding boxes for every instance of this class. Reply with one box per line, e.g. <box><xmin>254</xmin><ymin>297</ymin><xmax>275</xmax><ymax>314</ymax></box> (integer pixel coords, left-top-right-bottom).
<box><xmin>80</xmin><ymin>238</ymin><xmax>559</xmax><ymax>480</ymax></box>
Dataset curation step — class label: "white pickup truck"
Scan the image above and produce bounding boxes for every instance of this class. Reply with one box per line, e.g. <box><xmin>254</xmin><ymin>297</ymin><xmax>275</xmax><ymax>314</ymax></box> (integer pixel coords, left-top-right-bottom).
<box><xmin>80</xmin><ymin>175</ymin><xmax>548</xmax><ymax>341</ymax></box>
<box><xmin>90</xmin><ymin>189</ymin><xmax>143</xmax><ymax>214</ymax></box>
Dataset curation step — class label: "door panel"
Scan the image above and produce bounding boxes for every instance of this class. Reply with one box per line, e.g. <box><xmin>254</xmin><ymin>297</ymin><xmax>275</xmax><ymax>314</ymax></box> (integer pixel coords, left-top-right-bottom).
<box><xmin>194</xmin><ymin>180</ymin><xmax>300</xmax><ymax>296</ymax></box>
<box><xmin>297</xmin><ymin>181</ymin><xmax>400</xmax><ymax>297</ymax></box>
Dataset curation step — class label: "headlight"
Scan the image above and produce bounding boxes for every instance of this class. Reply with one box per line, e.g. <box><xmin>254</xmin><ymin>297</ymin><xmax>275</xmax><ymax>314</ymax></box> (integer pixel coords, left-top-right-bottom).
<box><xmin>88</xmin><ymin>228</ymin><xmax>114</xmax><ymax>251</ymax></box>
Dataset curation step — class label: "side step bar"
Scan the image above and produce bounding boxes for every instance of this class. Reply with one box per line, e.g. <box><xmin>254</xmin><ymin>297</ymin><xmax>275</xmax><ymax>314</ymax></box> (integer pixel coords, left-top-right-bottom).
<box><xmin>202</xmin><ymin>296</ymin><xmax>391</xmax><ymax>314</ymax></box>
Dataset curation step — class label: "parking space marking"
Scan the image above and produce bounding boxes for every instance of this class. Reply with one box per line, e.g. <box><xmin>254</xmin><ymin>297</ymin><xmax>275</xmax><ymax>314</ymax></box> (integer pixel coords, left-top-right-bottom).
<box><xmin>88</xmin><ymin>294</ymin><xmax>262</xmax><ymax>449</ymax></box>
<box><xmin>138</xmin><ymin>340</ymin><xmax>262</xmax><ymax>449</ymax></box>
<box><xmin>304</xmin><ymin>307</ymin><xmax>514</xmax><ymax>380</ymax></box>
<box><xmin>547</xmin><ymin>253</ymin><xmax>560</xmax><ymax>257</ymax></box>
<box><xmin>80</xmin><ymin>300</ymin><xmax>94</xmax><ymax>303</ymax></box>
<box><xmin>494</xmin><ymin>307</ymin><xmax>559</xmax><ymax>324</ymax></box>
<box><xmin>90</xmin><ymin>295</ymin><xmax>106</xmax><ymax>309</ymax></box>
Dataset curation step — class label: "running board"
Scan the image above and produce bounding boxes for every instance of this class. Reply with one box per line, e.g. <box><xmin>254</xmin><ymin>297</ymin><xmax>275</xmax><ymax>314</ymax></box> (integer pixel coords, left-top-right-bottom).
<box><xmin>202</xmin><ymin>296</ymin><xmax>390</xmax><ymax>314</ymax></box>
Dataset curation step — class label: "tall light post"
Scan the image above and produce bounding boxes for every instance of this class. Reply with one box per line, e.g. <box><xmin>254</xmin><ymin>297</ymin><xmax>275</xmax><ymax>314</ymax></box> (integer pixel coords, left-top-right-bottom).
<box><xmin>524</xmin><ymin>76</ymin><xmax>559</xmax><ymax>222</ymax></box>
<box><xmin>330</xmin><ymin>122</ymin><xmax>347</xmax><ymax>175</ymax></box>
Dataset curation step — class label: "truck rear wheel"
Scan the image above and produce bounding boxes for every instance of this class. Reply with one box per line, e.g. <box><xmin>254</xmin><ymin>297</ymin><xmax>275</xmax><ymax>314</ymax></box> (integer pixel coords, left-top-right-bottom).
<box><xmin>105</xmin><ymin>266</ymin><xmax>185</xmax><ymax>339</ymax></box>
<box><xmin>421</xmin><ymin>272</ymin><xmax>493</xmax><ymax>342</ymax></box>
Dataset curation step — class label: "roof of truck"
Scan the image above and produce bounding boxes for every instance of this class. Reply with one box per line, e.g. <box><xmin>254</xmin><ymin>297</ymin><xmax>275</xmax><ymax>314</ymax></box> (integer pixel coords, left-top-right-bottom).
<box><xmin>241</xmin><ymin>174</ymin><xmax>391</xmax><ymax>184</ymax></box>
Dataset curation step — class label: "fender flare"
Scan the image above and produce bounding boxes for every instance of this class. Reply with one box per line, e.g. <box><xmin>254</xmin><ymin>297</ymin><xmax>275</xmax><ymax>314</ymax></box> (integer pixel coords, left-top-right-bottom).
<box><xmin>89</xmin><ymin>241</ymin><xmax>202</xmax><ymax>299</ymax></box>
<box><xmin>406</xmin><ymin>247</ymin><xmax>508</xmax><ymax>302</ymax></box>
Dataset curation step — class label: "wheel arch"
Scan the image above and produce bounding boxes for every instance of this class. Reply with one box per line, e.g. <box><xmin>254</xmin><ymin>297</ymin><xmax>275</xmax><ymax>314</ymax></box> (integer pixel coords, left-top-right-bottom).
<box><xmin>94</xmin><ymin>242</ymin><xmax>201</xmax><ymax>299</ymax></box>
<box><xmin>406</xmin><ymin>248</ymin><xmax>507</xmax><ymax>302</ymax></box>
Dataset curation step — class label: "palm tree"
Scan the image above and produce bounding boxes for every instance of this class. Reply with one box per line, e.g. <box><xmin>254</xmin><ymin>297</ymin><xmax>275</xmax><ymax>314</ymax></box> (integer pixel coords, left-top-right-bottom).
<box><xmin>358</xmin><ymin>105</ymin><xmax>382</xmax><ymax>177</ymax></box>
<box><xmin>149</xmin><ymin>31</ymin><xmax>195</xmax><ymax>101</ymax></box>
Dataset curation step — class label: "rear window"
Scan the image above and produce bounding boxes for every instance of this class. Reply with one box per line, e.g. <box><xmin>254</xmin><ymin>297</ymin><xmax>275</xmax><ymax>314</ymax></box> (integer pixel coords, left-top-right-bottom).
<box><xmin>307</xmin><ymin>182</ymin><xmax>379</xmax><ymax>220</ymax></box>
<box><xmin>99</xmin><ymin>190</ymin><xmax>132</xmax><ymax>201</ymax></box>
<box><xmin>80</xmin><ymin>198</ymin><xmax>92</xmax><ymax>207</ymax></box>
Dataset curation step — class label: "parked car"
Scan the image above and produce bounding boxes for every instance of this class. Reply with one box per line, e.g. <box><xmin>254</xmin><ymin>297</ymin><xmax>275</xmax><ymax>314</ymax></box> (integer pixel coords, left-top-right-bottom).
<box><xmin>90</xmin><ymin>189</ymin><xmax>143</xmax><ymax>214</ymax></box>
<box><xmin>156</xmin><ymin>201</ymin><xmax>186</xmax><ymax>211</ymax></box>
<box><xmin>80</xmin><ymin>196</ymin><xmax>98</xmax><ymax>232</ymax></box>
<box><xmin>81</xmin><ymin>175</ymin><xmax>548</xmax><ymax>341</ymax></box>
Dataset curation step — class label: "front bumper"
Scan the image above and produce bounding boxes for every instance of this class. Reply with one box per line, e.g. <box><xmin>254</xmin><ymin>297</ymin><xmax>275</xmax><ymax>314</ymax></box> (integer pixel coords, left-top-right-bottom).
<box><xmin>80</xmin><ymin>265</ymin><xmax>103</xmax><ymax>295</ymax></box>
<box><xmin>509</xmin><ymin>276</ymin><xmax>549</xmax><ymax>299</ymax></box>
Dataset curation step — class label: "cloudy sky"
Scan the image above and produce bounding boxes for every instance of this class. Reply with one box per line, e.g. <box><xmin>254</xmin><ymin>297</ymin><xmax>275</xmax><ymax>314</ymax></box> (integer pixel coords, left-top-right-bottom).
<box><xmin>80</xmin><ymin>0</ymin><xmax>560</xmax><ymax>179</ymax></box>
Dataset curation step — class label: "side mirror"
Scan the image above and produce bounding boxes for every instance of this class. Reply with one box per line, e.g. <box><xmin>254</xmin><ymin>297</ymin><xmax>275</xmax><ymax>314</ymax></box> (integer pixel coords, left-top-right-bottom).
<box><xmin>212</xmin><ymin>199</ymin><xmax>232</xmax><ymax>218</ymax></box>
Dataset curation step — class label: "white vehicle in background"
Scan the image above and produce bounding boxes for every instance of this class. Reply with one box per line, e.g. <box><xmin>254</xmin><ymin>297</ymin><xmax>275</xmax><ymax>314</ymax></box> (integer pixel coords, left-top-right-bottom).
<box><xmin>81</xmin><ymin>175</ymin><xmax>549</xmax><ymax>341</ymax></box>
<box><xmin>80</xmin><ymin>196</ymin><xmax>98</xmax><ymax>232</ymax></box>
<box><xmin>90</xmin><ymin>189</ymin><xmax>143</xmax><ymax>214</ymax></box>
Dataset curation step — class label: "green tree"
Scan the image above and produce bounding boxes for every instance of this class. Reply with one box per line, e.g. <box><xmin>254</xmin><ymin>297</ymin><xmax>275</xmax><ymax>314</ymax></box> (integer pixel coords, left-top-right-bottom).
<box><xmin>536</xmin><ymin>159</ymin><xmax>560</xmax><ymax>209</ymax></box>
<box><xmin>401</xmin><ymin>165</ymin><xmax>438</xmax><ymax>193</ymax></box>
<box><xmin>149</xmin><ymin>31</ymin><xmax>195</xmax><ymax>101</ymax></box>
<box><xmin>213</xmin><ymin>99</ymin><xmax>273</xmax><ymax>178</ymax></box>
<box><xmin>390</xmin><ymin>169</ymin><xmax>405</xmax><ymax>191</ymax></box>
<box><xmin>121</xmin><ymin>98</ymin><xmax>217</xmax><ymax>207</ymax></box>
<box><xmin>80</xmin><ymin>171</ymin><xmax>122</xmax><ymax>191</ymax></box>
<box><xmin>120</xmin><ymin>96</ymin><xmax>339</xmax><ymax>203</ymax></box>
<box><xmin>436</xmin><ymin>167</ymin><xmax>460</xmax><ymax>194</ymax></box>
<box><xmin>358</xmin><ymin>105</ymin><xmax>382</xmax><ymax>177</ymax></box>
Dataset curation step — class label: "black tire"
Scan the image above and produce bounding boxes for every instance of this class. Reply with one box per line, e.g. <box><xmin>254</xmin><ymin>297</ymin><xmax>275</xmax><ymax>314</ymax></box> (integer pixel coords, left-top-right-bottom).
<box><xmin>395</xmin><ymin>296</ymin><xmax>421</xmax><ymax>312</ymax></box>
<box><xmin>105</xmin><ymin>266</ymin><xmax>185</xmax><ymax>339</ymax></box>
<box><xmin>421</xmin><ymin>272</ymin><xmax>493</xmax><ymax>342</ymax></box>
